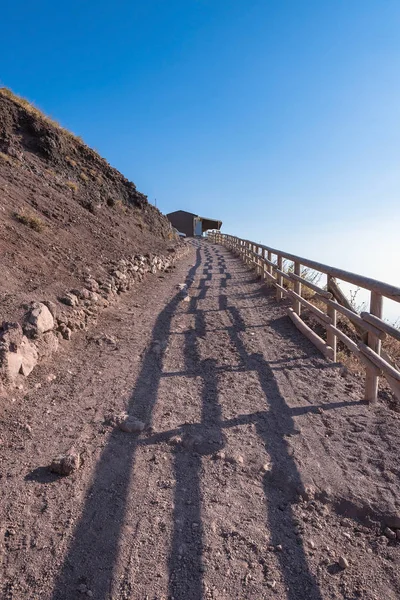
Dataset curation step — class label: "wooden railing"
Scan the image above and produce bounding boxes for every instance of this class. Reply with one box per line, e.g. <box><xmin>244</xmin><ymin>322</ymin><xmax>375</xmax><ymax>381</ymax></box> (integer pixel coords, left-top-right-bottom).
<box><xmin>209</xmin><ymin>232</ymin><xmax>400</xmax><ymax>404</ymax></box>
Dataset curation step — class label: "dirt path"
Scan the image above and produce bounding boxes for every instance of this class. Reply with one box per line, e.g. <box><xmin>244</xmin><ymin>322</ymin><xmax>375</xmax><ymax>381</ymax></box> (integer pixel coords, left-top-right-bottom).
<box><xmin>1</xmin><ymin>241</ymin><xmax>399</xmax><ymax>600</ymax></box>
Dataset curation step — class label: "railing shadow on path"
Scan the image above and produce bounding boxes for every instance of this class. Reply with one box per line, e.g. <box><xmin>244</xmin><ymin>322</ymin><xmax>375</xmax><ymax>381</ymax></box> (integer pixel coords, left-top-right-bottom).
<box><xmin>51</xmin><ymin>240</ymin><xmax>325</xmax><ymax>600</ymax></box>
<box><xmin>51</xmin><ymin>244</ymin><xmax>203</xmax><ymax>600</ymax></box>
<box><xmin>217</xmin><ymin>260</ymin><xmax>324</xmax><ymax>599</ymax></box>
<box><xmin>167</xmin><ymin>240</ymin><xmax>225</xmax><ymax>599</ymax></box>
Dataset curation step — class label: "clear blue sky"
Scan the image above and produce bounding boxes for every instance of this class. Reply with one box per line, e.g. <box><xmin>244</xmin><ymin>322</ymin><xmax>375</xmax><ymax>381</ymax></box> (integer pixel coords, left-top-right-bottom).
<box><xmin>2</xmin><ymin>1</ymin><xmax>400</xmax><ymax>314</ymax></box>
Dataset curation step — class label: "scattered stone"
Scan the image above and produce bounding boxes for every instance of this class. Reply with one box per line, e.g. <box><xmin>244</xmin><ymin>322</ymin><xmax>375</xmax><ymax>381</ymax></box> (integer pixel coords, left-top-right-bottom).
<box><xmin>60</xmin><ymin>293</ymin><xmax>79</xmax><ymax>307</ymax></box>
<box><xmin>215</xmin><ymin>450</ymin><xmax>226</xmax><ymax>460</ymax></box>
<box><xmin>25</xmin><ymin>302</ymin><xmax>54</xmax><ymax>336</ymax></box>
<box><xmin>3</xmin><ymin>351</ymin><xmax>23</xmax><ymax>380</ymax></box>
<box><xmin>309</xmin><ymin>540</ymin><xmax>316</xmax><ymax>549</ymax></box>
<box><xmin>85</xmin><ymin>278</ymin><xmax>99</xmax><ymax>292</ymax></box>
<box><xmin>88</xmin><ymin>292</ymin><xmax>99</xmax><ymax>303</ymax></box>
<box><xmin>226</xmin><ymin>453</ymin><xmax>244</xmax><ymax>465</ymax></box>
<box><xmin>298</xmin><ymin>484</ymin><xmax>316</xmax><ymax>502</ymax></box>
<box><xmin>35</xmin><ymin>331</ymin><xmax>59</xmax><ymax>358</ymax></box>
<box><xmin>182</xmin><ymin>294</ymin><xmax>190</xmax><ymax>302</ymax></box>
<box><xmin>77</xmin><ymin>583</ymin><xmax>87</xmax><ymax>593</ymax></box>
<box><xmin>117</xmin><ymin>414</ymin><xmax>145</xmax><ymax>433</ymax></box>
<box><xmin>50</xmin><ymin>448</ymin><xmax>81</xmax><ymax>476</ymax></box>
<box><xmin>113</xmin><ymin>270</ymin><xmax>127</xmax><ymax>281</ymax></box>
<box><xmin>0</xmin><ymin>323</ymin><xmax>23</xmax><ymax>380</ymax></box>
<box><xmin>338</xmin><ymin>556</ymin><xmax>349</xmax><ymax>569</ymax></box>
<box><xmin>0</xmin><ymin>323</ymin><xmax>38</xmax><ymax>379</ymax></box>
<box><xmin>169</xmin><ymin>435</ymin><xmax>183</xmax><ymax>446</ymax></box>
<box><xmin>102</xmin><ymin>334</ymin><xmax>117</xmax><ymax>346</ymax></box>
<box><xmin>267</xmin><ymin>580</ymin><xmax>276</xmax><ymax>589</ymax></box>
<box><xmin>60</xmin><ymin>326</ymin><xmax>72</xmax><ymax>340</ymax></box>
<box><xmin>71</xmin><ymin>288</ymin><xmax>90</xmax><ymax>300</ymax></box>
<box><xmin>275</xmin><ymin>544</ymin><xmax>283</xmax><ymax>552</ymax></box>
<box><xmin>384</xmin><ymin>527</ymin><xmax>397</xmax><ymax>540</ymax></box>
<box><xmin>42</xmin><ymin>300</ymin><xmax>58</xmax><ymax>319</ymax></box>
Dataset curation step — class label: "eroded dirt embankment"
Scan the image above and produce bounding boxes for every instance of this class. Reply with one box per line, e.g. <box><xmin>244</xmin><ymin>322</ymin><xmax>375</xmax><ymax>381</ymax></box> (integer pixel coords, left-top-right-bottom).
<box><xmin>1</xmin><ymin>241</ymin><xmax>399</xmax><ymax>600</ymax></box>
<box><xmin>0</xmin><ymin>88</ymin><xmax>184</xmax><ymax>387</ymax></box>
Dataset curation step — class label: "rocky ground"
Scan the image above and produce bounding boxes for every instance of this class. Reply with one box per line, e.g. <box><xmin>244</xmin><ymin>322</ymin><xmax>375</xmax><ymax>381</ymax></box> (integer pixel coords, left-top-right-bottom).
<box><xmin>1</xmin><ymin>240</ymin><xmax>399</xmax><ymax>600</ymax></box>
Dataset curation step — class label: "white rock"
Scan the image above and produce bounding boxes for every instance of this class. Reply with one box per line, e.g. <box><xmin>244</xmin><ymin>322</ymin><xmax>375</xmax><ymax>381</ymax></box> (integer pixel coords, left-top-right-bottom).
<box><xmin>27</xmin><ymin>303</ymin><xmax>54</xmax><ymax>334</ymax></box>
<box><xmin>5</xmin><ymin>352</ymin><xmax>23</xmax><ymax>379</ymax></box>
<box><xmin>118</xmin><ymin>416</ymin><xmax>145</xmax><ymax>433</ymax></box>
<box><xmin>19</xmin><ymin>336</ymin><xmax>38</xmax><ymax>376</ymax></box>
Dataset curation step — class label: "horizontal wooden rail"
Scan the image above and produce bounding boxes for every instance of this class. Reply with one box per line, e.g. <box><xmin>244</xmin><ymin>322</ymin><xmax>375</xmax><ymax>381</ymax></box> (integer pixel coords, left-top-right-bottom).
<box><xmin>315</xmin><ymin>295</ymin><xmax>386</xmax><ymax>340</ymax></box>
<box><xmin>238</xmin><ymin>238</ymin><xmax>400</xmax><ymax>302</ymax></box>
<box><xmin>287</xmin><ymin>308</ymin><xmax>334</xmax><ymax>360</ymax></box>
<box><xmin>209</xmin><ymin>231</ymin><xmax>400</xmax><ymax>404</ymax></box>
<box><xmin>361</xmin><ymin>312</ymin><xmax>400</xmax><ymax>343</ymax></box>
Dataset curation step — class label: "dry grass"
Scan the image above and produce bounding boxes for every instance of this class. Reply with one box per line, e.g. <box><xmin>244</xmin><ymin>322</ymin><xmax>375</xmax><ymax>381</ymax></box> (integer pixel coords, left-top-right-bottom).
<box><xmin>383</xmin><ymin>334</ymin><xmax>400</xmax><ymax>367</ymax></box>
<box><xmin>0</xmin><ymin>151</ymin><xmax>12</xmax><ymax>164</ymax></box>
<box><xmin>66</xmin><ymin>156</ymin><xmax>77</xmax><ymax>168</ymax></box>
<box><xmin>79</xmin><ymin>171</ymin><xmax>89</xmax><ymax>182</ymax></box>
<box><xmin>13</xmin><ymin>211</ymin><xmax>45</xmax><ymax>232</ymax></box>
<box><xmin>114</xmin><ymin>199</ymin><xmax>127</xmax><ymax>212</ymax></box>
<box><xmin>0</xmin><ymin>87</ymin><xmax>92</xmax><ymax>151</ymax></box>
<box><xmin>66</xmin><ymin>181</ymin><xmax>78</xmax><ymax>193</ymax></box>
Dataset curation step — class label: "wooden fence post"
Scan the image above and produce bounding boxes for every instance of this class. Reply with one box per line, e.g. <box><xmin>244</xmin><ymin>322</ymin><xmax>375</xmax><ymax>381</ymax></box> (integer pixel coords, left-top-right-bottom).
<box><xmin>326</xmin><ymin>275</ymin><xmax>337</xmax><ymax>361</ymax></box>
<box><xmin>365</xmin><ymin>291</ymin><xmax>383</xmax><ymax>403</ymax></box>
<box><xmin>293</xmin><ymin>262</ymin><xmax>301</xmax><ymax>315</ymax></box>
<box><xmin>262</xmin><ymin>248</ymin><xmax>266</xmax><ymax>281</ymax></box>
<box><xmin>276</xmin><ymin>255</ymin><xmax>283</xmax><ymax>301</ymax></box>
<box><xmin>257</xmin><ymin>246</ymin><xmax>262</xmax><ymax>277</ymax></box>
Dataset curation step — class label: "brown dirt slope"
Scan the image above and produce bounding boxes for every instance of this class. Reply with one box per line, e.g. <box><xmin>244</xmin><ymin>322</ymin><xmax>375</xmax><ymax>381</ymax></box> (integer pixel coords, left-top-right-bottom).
<box><xmin>0</xmin><ymin>88</ymin><xmax>177</xmax><ymax>325</ymax></box>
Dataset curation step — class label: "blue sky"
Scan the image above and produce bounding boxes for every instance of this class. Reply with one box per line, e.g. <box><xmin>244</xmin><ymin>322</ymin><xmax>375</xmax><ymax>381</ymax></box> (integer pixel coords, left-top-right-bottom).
<box><xmin>2</xmin><ymin>1</ymin><xmax>400</xmax><ymax>316</ymax></box>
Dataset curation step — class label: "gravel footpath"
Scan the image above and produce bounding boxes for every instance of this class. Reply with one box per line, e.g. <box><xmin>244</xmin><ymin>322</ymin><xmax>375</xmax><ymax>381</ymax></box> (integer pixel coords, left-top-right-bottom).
<box><xmin>1</xmin><ymin>240</ymin><xmax>399</xmax><ymax>600</ymax></box>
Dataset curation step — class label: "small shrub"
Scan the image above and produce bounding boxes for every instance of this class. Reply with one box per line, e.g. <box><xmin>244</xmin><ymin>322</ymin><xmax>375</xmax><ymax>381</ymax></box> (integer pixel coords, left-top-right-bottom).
<box><xmin>66</xmin><ymin>181</ymin><xmax>78</xmax><ymax>192</ymax></box>
<box><xmin>14</xmin><ymin>211</ymin><xmax>45</xmax><ymax>232</ymax></box>
<box><xmin>79</xmin><ymin>171</ymin><xmax>89</xmax><ymax>182</ymax></box>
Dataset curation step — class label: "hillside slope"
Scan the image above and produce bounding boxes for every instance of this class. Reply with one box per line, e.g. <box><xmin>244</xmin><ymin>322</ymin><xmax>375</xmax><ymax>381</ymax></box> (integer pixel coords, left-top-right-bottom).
<box><xmin>0</xmin><ymin>89</ymin><xmax>189</xmax><ymax>388</ymax></box>
<box><xmin>0</xmin><ymin>88</ymin><xmax>178</xmax><ymax>326</ymax></box>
